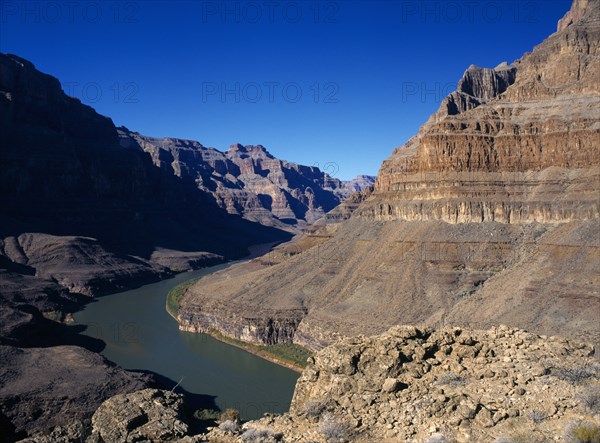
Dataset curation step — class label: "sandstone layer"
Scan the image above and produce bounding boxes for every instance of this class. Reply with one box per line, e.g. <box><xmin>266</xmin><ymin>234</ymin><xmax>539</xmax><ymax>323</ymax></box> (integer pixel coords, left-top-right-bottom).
<box><xmin>179</xmin><ymin>0</ymin><xmax>600</xmax><ymax>351</ymax></box>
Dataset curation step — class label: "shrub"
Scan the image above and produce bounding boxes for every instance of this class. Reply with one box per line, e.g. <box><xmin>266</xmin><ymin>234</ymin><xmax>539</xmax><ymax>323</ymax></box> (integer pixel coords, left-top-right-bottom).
<box><xmin>527</xmin><ymin>409</ymin><xmax>546</xmax><ymax>424</ymax></box>
<box><xmin>565</xmin><ymin>421</ymin><xmax>600</xmax><ymax>443</ymax></box>
<box><xmin>241</xmin><ymin>428</ymin><xmax>276</xmax><ymax>443</ymax></box>
<box><xmin>302</xmin><ymin>400</ymin><xmax>325</xmax><ymax>419</ymax></box>
<box><xmin>318</xmin><ymin>413</ymin><xmax>351</xmax><ymax>442</ymax></box>
<box><xmin>438</xmin><ymin>372</ymin><xmax>467</xmax><ymax>386</ymax></box>
<box><xmin>426</xmin><ymin>434</ymin><xmax>449</xmax><ymax>443</ymax></box>
<box><xmin>577</xmin><ymin>385</ymin><xmax>600</xmax><ymax>413</ymax></box>
<box><xmin>193</xmin><ymin>408</ymin><xmax>220</xmax><ymax>421</ymax></box>
<box><xmin>554</xmin><ymin>365</ymin><xmax>599</xmax><ymax>384</ymax></box>
<box><xmin>218</xmin><ymin>420</ymin><xmax>240</xmax><ymax>434</ymax></box>
<box><xmin>219</xmin><ymin>408</ymin><xmax>241</xmax><ymax>424</ymax></box>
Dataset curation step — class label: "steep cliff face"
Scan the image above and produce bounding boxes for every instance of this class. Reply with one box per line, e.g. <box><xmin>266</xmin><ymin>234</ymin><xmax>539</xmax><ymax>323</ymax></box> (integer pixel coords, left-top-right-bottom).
<box><xmin>179</xmin><ymin>0</ymin><xmax>600</xmax><ymax>352</ymax></box>
<box><xmin>375</xmin><ymin>0</ymin><xmax>599</xmax><ymax>200</ymax></box>
<box><xmin>119</xmin><ymin>128</ymin><xmax>374</xmax><ymax>231</ymax></box>
<box><xmin>426</xmin><ymin>63</ymin><xmax>517</xmax><ymax>125</ymax></box>
<box><xmin>178</xmin><ymin>307</ymin><xmax>306</xmax><ymax>346</ymax></box>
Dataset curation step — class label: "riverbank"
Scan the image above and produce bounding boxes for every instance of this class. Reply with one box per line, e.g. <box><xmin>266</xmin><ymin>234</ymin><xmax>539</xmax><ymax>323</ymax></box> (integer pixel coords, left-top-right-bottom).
<box><xmin>166</xmin><ymin>273</ymin><xmax>312</xmax><ymax>373</ymax></box>
<box><xmin>165</xmin><ymin>240</ymin><xmax>313</xmax><ymax>373</ymax></box>
<box><xmin>165</xmin><ymin>240</ymin><xmax>281</xmax><ymax>320</ymax></box>
<box><xmin>166</xmin><ymin>276</ymin><xmax>202</xmax><ymax>319</ymax></box>
<box><xmin>204</xmin><ymin>329</ymin><xmax>311</xmax><ymax>373</ymax></box>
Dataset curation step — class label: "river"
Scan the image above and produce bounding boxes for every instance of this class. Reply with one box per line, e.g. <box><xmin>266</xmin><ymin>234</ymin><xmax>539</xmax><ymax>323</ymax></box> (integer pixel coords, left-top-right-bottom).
<box><xmin>74</xmin><ymin>259</ymin><xmax>300</xmax><ymax>420</ymax></box>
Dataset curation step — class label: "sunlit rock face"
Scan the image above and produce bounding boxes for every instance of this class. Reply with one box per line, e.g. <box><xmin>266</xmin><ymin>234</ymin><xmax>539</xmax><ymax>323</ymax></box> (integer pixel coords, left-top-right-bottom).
<box><xmin>179</xmin><ymin>0</ymin><xmax>600</xmax><ymax>354</ymax></box>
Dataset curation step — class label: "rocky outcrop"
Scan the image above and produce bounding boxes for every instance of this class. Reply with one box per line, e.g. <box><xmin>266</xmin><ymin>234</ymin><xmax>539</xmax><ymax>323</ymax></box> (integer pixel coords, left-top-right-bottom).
<box><xmin>2</xmin><ymin>234</ymin><xmax>169</xmax><ymax>297</ymax></box>
<box><xmin>311</xmin><ymin>186</ymin><xmax>375</xmax><ymax>225</ymax></box>
<box><xmin>207</xmin><ymin>325</ymin><xmax>599</xmax><ymax>442</ymax></box>
<box><xmin>179</xmin><ymin>306</ymin><xmax>306</xmax><ymax>346</ymax></box>
<box><xmin>18</xmin><ymin>389</ymin><xmax>199</xmax><ymax>443</ymax></box>
<box><xmin>558</xmin><ymin>0</ymin><xmax>595</xmax><ymax>31</ymax></box>
<box><xmin>0</xmin><ymin>345</ymin><xmax>152</xmax><ymax>439</ymax></box>
<box><xmin>375</xmin><ymin>0</ymin><xmax>599</xmax><ymax>204</ymax></box>
<box><xmin>178</xmin><ymin>0</ymin><xmax>600</xmax><ymax>353</ymax></box>
<box><xmin>88</xmin><ymin>389</ymin><xmax>190</xmax><ymax>443</ymax></box>
<box><xmin>426</xmin><ymin>63</ymin><xmax>517</xmax><ymax>125</ymax></box>
<box><xmin>119</xmin><ymin>128</ymin><xmax>374</xmax><ymax>231</ymax></box>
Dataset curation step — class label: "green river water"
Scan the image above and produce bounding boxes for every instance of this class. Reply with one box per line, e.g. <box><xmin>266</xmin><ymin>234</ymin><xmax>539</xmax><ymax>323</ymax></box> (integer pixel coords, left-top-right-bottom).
<box><xmin>74</xmin><ymin>261</ymin><xmax>299</xmax><ymax>420</ymax></box>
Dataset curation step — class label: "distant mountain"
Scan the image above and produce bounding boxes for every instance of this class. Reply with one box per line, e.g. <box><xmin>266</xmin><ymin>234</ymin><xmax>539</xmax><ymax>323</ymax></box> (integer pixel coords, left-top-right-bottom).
<box><xmin>342</xmin><ymin>175</ymin><xmax>376</xmax><ymax>193</ymax></box>
<box><xmin>118</xmin><ymin>128</ymin><xmax>375</xmax><ymax>231</ymax></box>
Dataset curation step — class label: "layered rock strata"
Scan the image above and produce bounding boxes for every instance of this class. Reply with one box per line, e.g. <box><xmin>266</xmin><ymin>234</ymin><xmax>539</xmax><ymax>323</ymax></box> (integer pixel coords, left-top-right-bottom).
<box><xmin>119</xmin><ymin>128</ymin><xmax>374</xmax><ymax>231</ymax></box>
<box><xmin>178</xmin><ymin>0</ymin><xmax>600</xmax><ymax>352</ymax></box>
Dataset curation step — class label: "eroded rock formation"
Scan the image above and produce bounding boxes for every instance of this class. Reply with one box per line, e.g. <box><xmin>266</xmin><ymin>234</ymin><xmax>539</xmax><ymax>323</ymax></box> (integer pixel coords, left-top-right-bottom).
<box><xmin>0</xmin><ymin>52</ymin><xmax>288</xmax><ymax>441</ymax></box>
<box><xmin>31</xmin><ymin>325</ymin><xmax>599</xmax><ymax>442</ymax></box>
<box><xmin>0</xmin><ymin>345</ymin><xmax>152</xmax><ymax>439</ymax></box>
<box><xmin>119</xmin><ymin>128</ymin><xmax>374</xmax><ymax>231</ymax></box>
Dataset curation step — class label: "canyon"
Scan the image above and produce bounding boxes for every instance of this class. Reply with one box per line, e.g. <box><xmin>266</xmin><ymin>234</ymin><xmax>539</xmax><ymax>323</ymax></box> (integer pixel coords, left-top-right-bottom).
<box><xmin>0</xmin><ymin>52</ymin><xmax>368</xmax><ymax>440</ymax></box>
<box><xmin>42</xmin><ymin>324</ymin><xmax>600</xmax><ymax>442</ymax></box>
<box><xmin>178</xmin><ymin>0</ymin><xmax>600</xmax><ymax>354</ymax></box>
<box><xmin>1</xmin><ymin>0</ymin><xmax>599</xmax><ymax>441</ymax></box>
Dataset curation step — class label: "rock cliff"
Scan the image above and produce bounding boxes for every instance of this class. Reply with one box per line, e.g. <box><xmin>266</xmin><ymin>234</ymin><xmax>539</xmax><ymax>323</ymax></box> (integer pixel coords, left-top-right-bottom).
<box><xmin>0</xmin><ymin>52</ymin><xmax>291</xmax><ymax>295</ymax></box>
<box><xmin>0</xmin><ymin>345</ymin><xmax>152</xmax><ymax>439</ymax></box>
<box><xmin>118</xmin><ymin>128</ymin><xmax>374</xmax><ymax>231</ymax></box>
<box><xmin>178</xmin><ymin>0</ymin><xmax>600</xmax><ymax>352</ymax></box>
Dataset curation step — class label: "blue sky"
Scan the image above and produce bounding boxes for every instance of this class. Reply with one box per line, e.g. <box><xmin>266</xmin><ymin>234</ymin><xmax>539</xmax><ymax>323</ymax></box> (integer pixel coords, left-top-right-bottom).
<box><xmin>1</xmin><ymin>0</ymin><xmax>571</xmax><ymax>180</ymax></box>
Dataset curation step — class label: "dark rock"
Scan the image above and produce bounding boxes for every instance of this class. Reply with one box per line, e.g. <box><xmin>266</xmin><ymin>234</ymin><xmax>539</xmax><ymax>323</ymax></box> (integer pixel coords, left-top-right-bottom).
<box><xmin>0</xmin><ymin>345</ymin><xmax>152</xmax><ymax>438</ymax></box>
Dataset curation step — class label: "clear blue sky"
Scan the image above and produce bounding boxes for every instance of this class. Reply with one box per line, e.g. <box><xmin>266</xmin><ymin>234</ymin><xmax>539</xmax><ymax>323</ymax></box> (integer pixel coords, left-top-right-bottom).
<box><xmin>0</xmin><ymin>0</ymin><xmax>571</xmax><ymax>179</ymax></box>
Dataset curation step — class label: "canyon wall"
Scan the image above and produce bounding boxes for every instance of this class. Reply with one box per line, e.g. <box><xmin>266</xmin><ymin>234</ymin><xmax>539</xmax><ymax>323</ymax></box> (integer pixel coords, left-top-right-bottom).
<box><xmin>119</xmin><ymin>128</ymin><xmax>374</xmax><ymax>231</ymax></box>
<box><xmin>179</xmin><ymin>0</ymin><xmax>600</xmax><ymax>352</ymax></box>
<box><xmin>0</xmin><ymin>52</ymin><xmax>288</xmax><ymax>439</ymax></box>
